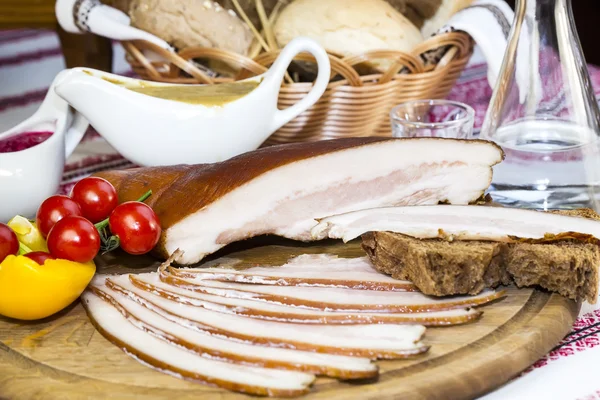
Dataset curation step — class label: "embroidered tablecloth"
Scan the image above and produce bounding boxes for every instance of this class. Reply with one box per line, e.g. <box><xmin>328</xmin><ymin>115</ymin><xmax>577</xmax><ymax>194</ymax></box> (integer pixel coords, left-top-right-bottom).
<box><xmin>1</xmin><ymin>29</ymin><xmax>599</xmax><ymax>400</ymax></box>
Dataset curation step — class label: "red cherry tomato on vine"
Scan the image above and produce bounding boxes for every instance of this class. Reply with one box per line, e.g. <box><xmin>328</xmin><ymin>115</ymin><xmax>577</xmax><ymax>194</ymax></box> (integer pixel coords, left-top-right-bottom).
<box><xmin>70</xmin><ymin>177</ymin><xmax>118</xmax><ymax>223</ymax></box>
<box><xmin>47</xmin><ymin>216</ymin><xmax>100</xmax><ymax>263</ymax></box>
<box><xmin>36</xmin><ymin>195</ymin><xmax>82</xmax><ymax>238</ymax></box>
<box><xmin>109</xmin><ymin>202</ymin><xmax>161</xmax><ymax>255</ymax></box>
<box><xmin>0</xmin><ymin>223</ymin><xmax>19</xmax><ymax>263</ymax></box>
<box><xmin>24</xmin><ymin>251</ymin><xmax>56</xmax><ymax>264</ymax></box>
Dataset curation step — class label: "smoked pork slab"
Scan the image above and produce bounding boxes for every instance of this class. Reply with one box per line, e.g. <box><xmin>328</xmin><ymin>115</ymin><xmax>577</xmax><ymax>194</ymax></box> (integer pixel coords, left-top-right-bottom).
<box><xmin>96</xmin><ymin>137</ymin><xmax>504</xmax><ymax>264</ymax></box>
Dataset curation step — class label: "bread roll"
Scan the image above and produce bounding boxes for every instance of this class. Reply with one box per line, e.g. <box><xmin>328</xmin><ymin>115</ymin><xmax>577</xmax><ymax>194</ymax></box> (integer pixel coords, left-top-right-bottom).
<box><xmin>421</xmin><ymin>0</ymin><xmax>474</xmax><ymax>38</ymax></box>
<box><xmin>129</xmin><ymin>0</ymin><xmax>253</xmax><ymax>55</ymax></box>
<box><xmin>274</xmin><ymin>0</ymin><xmax>423</xmax><ymax>60</ymax></box>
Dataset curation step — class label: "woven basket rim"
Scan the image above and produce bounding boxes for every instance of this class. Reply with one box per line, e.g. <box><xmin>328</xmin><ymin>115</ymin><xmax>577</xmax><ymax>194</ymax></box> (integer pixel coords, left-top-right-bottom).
<box><xmin>122</xmin><ymin>30</ymin><xmax>474</xmax><ymax>87</ymax></box>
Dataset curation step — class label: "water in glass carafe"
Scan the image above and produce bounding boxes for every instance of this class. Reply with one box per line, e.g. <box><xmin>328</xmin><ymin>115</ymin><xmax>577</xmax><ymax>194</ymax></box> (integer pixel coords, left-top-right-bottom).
<box><xmin>481</xmin><ymin>0</ymin><xmax>600</xmax><ymax>210</ymax></box>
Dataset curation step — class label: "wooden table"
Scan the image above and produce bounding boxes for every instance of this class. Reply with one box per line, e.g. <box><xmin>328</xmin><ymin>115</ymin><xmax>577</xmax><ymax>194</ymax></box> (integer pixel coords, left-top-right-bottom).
<box><xmin>0</xmin><ymin>0</ymin><xmax>113</xmax><ymax>71</ymax></box>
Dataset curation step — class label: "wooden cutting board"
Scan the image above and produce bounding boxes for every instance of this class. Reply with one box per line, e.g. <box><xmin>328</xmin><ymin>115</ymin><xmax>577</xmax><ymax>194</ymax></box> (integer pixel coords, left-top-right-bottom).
<box><xmin>0</xmin><ymin>238</ymin><xmax>580</xmax><ymax>400</ymax></box>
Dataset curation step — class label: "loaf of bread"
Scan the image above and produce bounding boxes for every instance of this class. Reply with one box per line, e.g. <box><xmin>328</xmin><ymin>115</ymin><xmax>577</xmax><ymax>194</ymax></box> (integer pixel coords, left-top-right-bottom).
<box><xmin>362</xmin><ymin>209</ymin><xmax>600</xmax><ymax>303</ymax></box>
<box><xmin>274</xmin><ymin>0</ymin><xmax>423</xmax><ymax>60</ymax></box>
<box><xmin>129</xmin><ymin>0</ymin><xmax>253</xmax><ymax>55</ymax></box>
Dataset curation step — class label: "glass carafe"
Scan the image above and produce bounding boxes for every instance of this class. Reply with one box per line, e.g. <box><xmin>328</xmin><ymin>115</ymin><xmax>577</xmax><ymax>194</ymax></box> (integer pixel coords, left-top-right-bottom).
<box><xmin>481</xmin><ymin>0</ymin><xmax>600</xmax><ymax>210</ymax></box>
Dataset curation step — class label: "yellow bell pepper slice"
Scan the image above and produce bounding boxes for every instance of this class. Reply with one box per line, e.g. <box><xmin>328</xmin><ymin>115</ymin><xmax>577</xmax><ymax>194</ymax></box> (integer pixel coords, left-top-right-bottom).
<box><xmin>0</xmin><ymin>255</ymin><xmax>95</xmax><ymax>320</ymax></box>
<box><xmin>7</xmin><ymin>215</ymin><xmax>48</xmax><ymax>253</ymax></box>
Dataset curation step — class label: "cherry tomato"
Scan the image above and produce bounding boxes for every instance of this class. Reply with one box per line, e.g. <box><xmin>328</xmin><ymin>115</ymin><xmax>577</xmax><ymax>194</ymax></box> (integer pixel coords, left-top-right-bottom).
<box><xmin>36</xmin><ymin>195</ymin><xmax>82</xmax><ymax>238</ymax></box>
<box><xmin>0</xmin><ymin>223</ymin><xmax>19</xmax><ymax>263</ymax></box>
<box><xmin>109</xmin><ymin>202</ymin><xmax>161</xmax><ymax>255</ymax></box>
<box><xmin>24</xmin><ymin>251</ymin><xmax>56</xmax><ymax>265</ymax></box>
<box><xmin>47</xmin><ymin>216</ymin><xmax>100</xmax><ymax>263</ymax></box>
<box><xmin>70</xmin><ymin>177</ymin><xmax>118</xmax><ymax>223</ymax></box>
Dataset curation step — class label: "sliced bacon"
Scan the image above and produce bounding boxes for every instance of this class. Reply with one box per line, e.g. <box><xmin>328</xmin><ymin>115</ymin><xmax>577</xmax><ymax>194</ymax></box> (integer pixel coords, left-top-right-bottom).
<box><xmin>161</xmin><ymin>271</ymin><xmax>506</xmax><ymax>313</ymax></box>
<box><xmin>170</xmin><ymin>254</ymin><xmax>416</xmax><ymax>291</ymax></box>
<box><xmin>100</xmin><ymin>275</ymin><xmax>429</xmax><ymax>359</ymax></box>
<box><xmin>88</xmin><ymin>284</ymin><xmax>378</xmax><ymax>380</ymax></box>
<box><xmin>81</xmin><ymin>289</ymin><xmax>316</xmax><ymax>397</ymax></box>
<box><xmin>310</xmin><ymin>205</ymin><xmax>600</xmax><ymax>243</ymax></box>
<box><xmin>129</xmin><ymin>273</ymin><xmax>482</xmax><ymax>326</ymax></box>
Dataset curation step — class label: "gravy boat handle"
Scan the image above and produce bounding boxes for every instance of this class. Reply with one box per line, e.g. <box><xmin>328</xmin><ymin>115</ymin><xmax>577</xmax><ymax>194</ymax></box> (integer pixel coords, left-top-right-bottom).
<box><xmin>263</xmin><ymin>38</ymin><xmax>331</xmax><ymax>133</ymax></box>
<box><xmin>64</xmin><ymin>109</ymin><xmax>90</xmax><ymax>157</ymax></box>
<box><xmin>49</xmin><ymin>70</ymin><xmax>90</xmax><ymax>157</ymax></box>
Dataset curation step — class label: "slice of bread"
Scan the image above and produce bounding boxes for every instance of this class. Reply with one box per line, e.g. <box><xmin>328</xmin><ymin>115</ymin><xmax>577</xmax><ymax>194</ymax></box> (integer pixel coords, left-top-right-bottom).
<box><xmin>362</xmin><ymin>209</ymin><xmax>600</xmax><ymax>303</ymax></box>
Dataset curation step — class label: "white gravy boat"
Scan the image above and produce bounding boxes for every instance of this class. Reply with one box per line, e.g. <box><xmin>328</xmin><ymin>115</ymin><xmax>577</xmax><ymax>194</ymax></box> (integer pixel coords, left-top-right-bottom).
<box><xmin>54</xmin><ymin>37</ymin><xmax>331</xmax><ymax>167</ymax></box>
<box><xmin>0</xmin><ymin>70</ymin><xmax>89</xmax><ymax>222</ymax></box>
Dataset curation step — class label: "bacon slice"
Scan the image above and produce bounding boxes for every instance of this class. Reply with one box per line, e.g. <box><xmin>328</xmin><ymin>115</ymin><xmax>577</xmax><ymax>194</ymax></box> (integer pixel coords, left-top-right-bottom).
<box><xmin>89</xmin><ymin>284</ymin><xmax>378</xmax><ymax>380</ymax></box>
<box><xmin>81</xmin><ymin>289</ymin><xmax>316</xmax><ymax>397</ymax></box>
<box><xmin>129</xmin><ymin>273</ymin><xmax>482</xmax><ymax>326</ymax></box>
<box><xmin>161</xmin><ymin>271</ymin><xmax>506</xmax><ymax>313</ymax></box>
<box><xmin>170</xmin><ymin>254</ymin><xmax>416</xmax><ymax>291</ymax></box>
<box><xmin>100</xmin><ymin>275</ymin><xmax>429</xmax><ymax>359</ymax></box>
<box><xmin>310</xmin><ymin>205</ymin><xmax>600</xmax><ymax>243</ymax></box>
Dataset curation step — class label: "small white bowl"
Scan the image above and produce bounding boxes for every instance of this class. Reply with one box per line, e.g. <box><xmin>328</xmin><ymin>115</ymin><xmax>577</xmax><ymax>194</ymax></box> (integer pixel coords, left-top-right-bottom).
<box><xmin>0</xmin><ymin>74</ymin><xmax>88</xmax><ymax>222</ymax></box>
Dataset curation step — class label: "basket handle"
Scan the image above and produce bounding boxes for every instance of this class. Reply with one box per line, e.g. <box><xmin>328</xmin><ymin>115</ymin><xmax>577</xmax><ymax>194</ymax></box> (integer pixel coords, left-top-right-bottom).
<box><xmin>262</xmin><ymin>37</ymin><xmax>331</xmax><ymax>133</ymax></box>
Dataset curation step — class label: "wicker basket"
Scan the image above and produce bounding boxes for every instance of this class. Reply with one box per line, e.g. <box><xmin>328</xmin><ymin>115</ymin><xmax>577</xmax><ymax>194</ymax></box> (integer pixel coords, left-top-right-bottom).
<box><xmin>121</xmin><ymin>31</ymin><xmax>473</xmax><ymax>145</ymax></box>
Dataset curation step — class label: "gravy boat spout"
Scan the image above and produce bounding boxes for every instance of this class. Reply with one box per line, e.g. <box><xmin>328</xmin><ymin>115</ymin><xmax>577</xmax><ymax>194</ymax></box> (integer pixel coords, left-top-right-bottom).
<box><xmin>54</xmin><ymin>37</ymin><xmax>330</xmax><ymax>167</ymax></box>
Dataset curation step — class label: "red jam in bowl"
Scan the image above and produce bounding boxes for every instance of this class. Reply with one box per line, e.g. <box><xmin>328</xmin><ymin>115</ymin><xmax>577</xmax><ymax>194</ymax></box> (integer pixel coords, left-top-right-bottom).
<box><xmin>0</xmin><ymin>131</ymin><xmax>53</xmax><ymax>153</ymax></box>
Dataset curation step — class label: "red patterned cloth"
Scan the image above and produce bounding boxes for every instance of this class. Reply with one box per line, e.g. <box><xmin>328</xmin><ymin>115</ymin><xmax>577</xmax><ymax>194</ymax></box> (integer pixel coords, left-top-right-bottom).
<box><xmin>579</xmin><ymin>391</ymin><xmax>600</xmax><ymax>400</ymax></box>
<box><xmin>533</xmin><ymin>308</ymin><xmax>600</xmax><ymax>370</ymax></box>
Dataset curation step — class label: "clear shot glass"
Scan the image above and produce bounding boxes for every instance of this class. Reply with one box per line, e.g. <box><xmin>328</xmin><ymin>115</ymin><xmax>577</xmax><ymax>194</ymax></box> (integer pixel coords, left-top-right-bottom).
<box><xmin>390</xmin><ymin>100</ymin><xmax>475</xmax><ymax>139</ymax></box>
